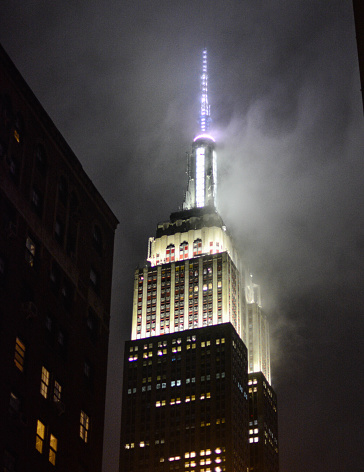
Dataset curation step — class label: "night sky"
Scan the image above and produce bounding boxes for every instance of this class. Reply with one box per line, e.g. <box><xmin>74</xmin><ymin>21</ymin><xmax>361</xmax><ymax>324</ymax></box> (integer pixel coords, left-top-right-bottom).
<box><xmin>1</xmin><ymin>1</ymin><xmax>363</xmax><ymax>471</ymax></box>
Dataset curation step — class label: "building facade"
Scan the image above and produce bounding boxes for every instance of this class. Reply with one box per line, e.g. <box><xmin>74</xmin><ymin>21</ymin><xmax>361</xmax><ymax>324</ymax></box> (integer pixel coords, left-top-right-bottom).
<box><xmin>120</xmin><ymin>323</ymin><xmax>249</xmax><ymax>472</ymax></box>
<box><xmin>0</xmin><ymin>44</ymin><xmax>118</xmax><ymax>471</ymax></box>
<box><xmin>119</xmin><ymin>49</ymin><xmax>278</xmax><ymax>472</ymax></box>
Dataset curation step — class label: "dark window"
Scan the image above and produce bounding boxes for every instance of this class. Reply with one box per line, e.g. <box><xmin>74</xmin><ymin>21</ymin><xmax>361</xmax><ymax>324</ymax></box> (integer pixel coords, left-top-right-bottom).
<box><xmin>50</xmin><ymin>262</ymin><xmax>61</xmax><ymax>293</ymax></box>
<box><xmin>90</xmin><ymin>267</ymin><xmax>100</xmax><ymax>294</ymax></box>
<box><xmin>57</xmin><ymin>329</ymin><xmax>68</xmax><ymax>359</ymax></box>
<box><xmin>31</xmin><ymin>187</ymin><xmax>43</xmax><ymax>217</ymax></box>
<box><xmin>3</xmin><ymin>449</ymin><xmax>16</xmax><ymax>472</ymax></box>
<box><xmin>61</xmin><ymin>279</ymin><xmax>73</xmax><ymax>311</ymax></box>
<box><xmin>87</xmin><ymin>310</ymin><xmax>99</xmax><ymax>344</ymax></box>
<box><xmin>92</xmin><ymin>225</ymin><xmax>102</xmax><ymax>254</ymax></box>
<box><xmin>54</xmin><ymin>218</ymin><xmax>64</xmax><ymax>244</ymax></box>
<box><xmin>6</xmin><ymin>154</ymin><xmax>20</xmax><ymax>185</ymax></box>
<box><xmin>35</xmin><ymin>144</ymin><xmax>47</xmax><ymax>175</ymax></box>
<box><xmin>58</xmin><ymin>176</ymin><xmax>68</xmax><ymax>206</ymax></box>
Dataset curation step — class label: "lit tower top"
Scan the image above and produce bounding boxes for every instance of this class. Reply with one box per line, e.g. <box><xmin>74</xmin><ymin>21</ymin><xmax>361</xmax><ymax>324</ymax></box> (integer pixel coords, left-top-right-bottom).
<box><xmin>183</xmin><ymin>49</ymin><xmax>217</xmax><ymax>211</ymax></box>
<box><xmin>199</xmin><ymin>48</ymin><xmax>210</xmax><ymax>133</ymax></box>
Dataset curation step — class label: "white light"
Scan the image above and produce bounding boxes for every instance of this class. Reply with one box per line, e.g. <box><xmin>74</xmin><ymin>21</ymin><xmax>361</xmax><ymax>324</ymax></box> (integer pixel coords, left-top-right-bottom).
<box><xmin>193</xmin><ymin>134</ymin><xmax>215</xmax><ymax>142</ymax></box>
<box><xmin>196</xmin><ymin>147</ymin><xmax>205</xmax><ymax>208</ymax></box>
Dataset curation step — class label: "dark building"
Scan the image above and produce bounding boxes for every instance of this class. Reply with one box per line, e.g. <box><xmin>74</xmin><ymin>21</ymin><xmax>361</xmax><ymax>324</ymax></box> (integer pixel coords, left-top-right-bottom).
<box><xmin>0</xmin><ymin>44</ymin><xmax>118</xmax><ymax>472</ymax></box>
<box><xmin>353</xmin><ymin>0</ymin><xmax>364</xmax><ymax>111</ymax></box>
<box><xmin>120</xmin><ymin>323</ymin><xmax>249</xmax><ymax>472</ymax></box>
<box><xmin>248</xmin><ymin>372</ymin><xmax>279</xmax><ymax>472</ymax></box>
<box><xmin>119</xmin><ymin>49</ymin><xmax>279</xmax><ymax>472</ymax></box>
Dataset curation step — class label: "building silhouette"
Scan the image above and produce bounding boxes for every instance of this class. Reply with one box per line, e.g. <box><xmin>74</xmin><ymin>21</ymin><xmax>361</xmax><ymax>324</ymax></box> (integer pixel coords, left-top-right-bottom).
<box><xmin>0</xmin><ymin>44</ymin><xmax>118</xmax><ymax>471</ymax></box>
<box><xmin>119</xmin><ymin>50</ymin><xmax>278</xmax><ymax>472</ymax></box>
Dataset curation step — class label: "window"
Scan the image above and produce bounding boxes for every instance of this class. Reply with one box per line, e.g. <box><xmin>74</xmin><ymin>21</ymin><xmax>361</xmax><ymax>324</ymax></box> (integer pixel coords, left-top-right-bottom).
<box><xmin>193</xmin><ymin>239</ymin><xmax>202</xmax><ymax>256</ymax></box>
<box><xmin>61</xmin><ymin>280</ymin><xmax>74</xmax><ymax>311</ymax></box>
<box><xmin>49</xmin><ymin>434</ymin><xmax>57</xmax><ymax>465</ymax></box>
<box><xmin>50</xmin><ymin>261</ymin><xmax>61</xmax><ymax>293</ymax></box>
<box><xmin>25</xmin><ymin>236</ymin><xmax>36</xmax><ymax>267</ymax></box>
<box><xmin>14</xmin><ymin>337</ymin><xmax>25</xmax><ymax>372</ymax></box>
<box><xmin>179</xmin><ymin>242</ymin><xmax>188</xmax><ymax>260</ymax></box>
<box><xmin>54</xmin><ymin>218</ymin><xmax>64</xmax><ymax>244</ymax></box>
<box><xmin>9</xmin><ymin>391</ymin><xmax>19</xmax><ymax>411</ymax></box>
<box><xmin>84</xmin><ymin>361</ymin><xmax>92</xmax><ymax>379</ymax></box>
<box><xmin>31</xmin><ymin>187</ymin><xmax>43</xmax><ymax>217</ymax></box>
<box><xmin>36</xmin><ymin>420</ymin><xmax>45</xmax><ymax>453</ymax></box>
<box><xmin>53</xmin><ymin>381</ymin><xmax>62</xmax><ymax>402</ymax></box>
<box><xmin>86</xmin><ymin>310</ymin><xmax>98</xmax><ymax>344</ymax></box>
<box><xmin>6</xmin><ymin>154</ymin><xmax>20</xmax><ymax>184</ymax></box>
<box><xmin>92</xmin><ymin>225</ymin><xmax>102</xmax><ymax>254</ymax></box>
<box><xmin>40</xmin><ymin>366</ymin><xmax>50</xmax><ymax>398</ymax></box>
<box><xmin>58</xmin><ymin>176</ymin><xmax>68</xmax><ymax>206</ymax></box>
<box><xmin>3</xmin><ymin>449</ymin><xmax>16</xmax><ymax>472</ymax></box>
<box><xmin>35</xmin><ymin>144</ymin><xmax>47</xmax><ymax>175</ymax></box>
<box><xmin>90</xmin><ymin>267</ymin><xmax>100</xmax><ymax>293</ymax></box>
<box><xmin>166</xmin><ymin>244</ymin><xmax>175</xmax><ymax>263</ymax></box>
<box><xmin>14</xmin><ymin>113</ymin><xmax>24</xmax><ymax>144</ymax></box>
<box><xmin>80</xmin><ymin>411</ymin><xmax>89</xmax><ymax>443</ymax></box>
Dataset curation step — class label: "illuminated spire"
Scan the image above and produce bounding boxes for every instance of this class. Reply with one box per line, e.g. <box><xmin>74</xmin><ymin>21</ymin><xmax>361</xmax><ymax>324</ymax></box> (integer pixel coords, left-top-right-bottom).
<box><xmin>199</xmin><ymin>48</ymin><xmax>211</xmax><ymax>133</ymax></box>
<box><xmin>183</xmin><ymin>49</ymin><xmax>216</xmax><ymax>211</ymax></box>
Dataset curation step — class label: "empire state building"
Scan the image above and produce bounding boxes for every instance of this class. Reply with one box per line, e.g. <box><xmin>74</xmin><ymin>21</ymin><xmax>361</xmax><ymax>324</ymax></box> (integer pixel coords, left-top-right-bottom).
<box><xmin>119</xmin><ymin>49</ymin><xmax>279</xmax><ymax>472</ymax></box>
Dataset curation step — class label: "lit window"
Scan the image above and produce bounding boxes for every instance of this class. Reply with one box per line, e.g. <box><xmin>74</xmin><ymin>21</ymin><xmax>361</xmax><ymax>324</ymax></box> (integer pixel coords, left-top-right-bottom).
<box><xmin>36</xmin><ymin>420</ymin><xmax>45</xmax><ymax>453</ymax></box>
<box><xmin>25</xmin><ymin>236</ymin><xmax>36</xmax><ymax>267</ymax></box>
<box><xmin>80</xmin><ymin>411</ymin><xmax>89</xmax><ymax>442</ymax></box>
<box><xmin>40</xmin><ymin>366</ymin><xmax>50</xmax><ymax>398</ymax></box>
<box><xmin>14</xmin><ymin>337</ymin><xmax>25</xmax><ymax>371</ymax></box>
<box><xmin>49</xmin><ymin>434</ymin><xmax>57</xmax><ymax>465</ymax></box>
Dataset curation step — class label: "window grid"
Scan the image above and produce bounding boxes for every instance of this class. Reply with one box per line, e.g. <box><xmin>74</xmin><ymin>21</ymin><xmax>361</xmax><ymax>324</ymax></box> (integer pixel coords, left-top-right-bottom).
<box><xmin>80</xmin><ymin>410</ymin><xmax>90</xmax><ymax>443</ymax></box>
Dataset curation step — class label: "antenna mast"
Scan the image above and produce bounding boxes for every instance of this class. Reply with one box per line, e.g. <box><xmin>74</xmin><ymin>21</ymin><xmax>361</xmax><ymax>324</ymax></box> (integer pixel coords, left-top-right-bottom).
<box><xmin>199</xmin><ymin>48</ymin><xmax>211</xmax><ymax>133</ymax></box>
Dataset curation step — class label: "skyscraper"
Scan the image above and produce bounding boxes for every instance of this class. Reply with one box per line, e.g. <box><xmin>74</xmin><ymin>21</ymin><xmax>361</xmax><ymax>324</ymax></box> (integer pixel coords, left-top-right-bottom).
<box><xmin>119</xmin><ymin>49</ymin><xmax>278</xmax><ymax>472</ymax></box>
<box><xmin>0</xmin><ymin>44</ymin><xmax>118</xmax><ymax>472</ymax></box>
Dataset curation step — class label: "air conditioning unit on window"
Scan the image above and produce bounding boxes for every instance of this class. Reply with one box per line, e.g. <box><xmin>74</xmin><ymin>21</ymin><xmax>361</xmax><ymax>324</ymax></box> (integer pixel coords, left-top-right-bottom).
<box><xmin>22</xmin><ymin>301</ymin><xmax>38</xmax><ymax>319</ymax></box>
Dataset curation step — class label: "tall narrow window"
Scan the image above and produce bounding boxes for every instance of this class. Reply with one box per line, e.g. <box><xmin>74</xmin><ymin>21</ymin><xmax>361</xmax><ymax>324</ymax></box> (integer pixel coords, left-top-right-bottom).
<box><xmin>14</xmin><ymin>337</ymin><xmax>25</xmax><ymax>372</ymax></box>
<box><xmin>25</xmin><ymin>236</ymin><xmax>36</xmax><ymax>267</ymax></box>
<box><xmin>31</xmin><ymin>187</ymin><xmax>43</xmax><ymax>217</ymax></box>
<box><xmin>35</xmin><ymin>420</ymin><xmax>45</xmax><ymax>453</ymax></box>
<box><xmin>179</xmin><ymin>242</ymin><xmax>188</xmax><ymax>260</ymax></box>
<box><xmin>89</xmin><ymin>267</ymin><xmax>100</xmax><ymax>293</ymax></box>
<box><xmin>49</xmin><ymin>434</ymin><xmax>58</xmax><ymax>465</ymax></box>
<box><xmin>193</xmin><ymin>239</ymin><xmax>202</xmax><ymax>256</ymax></box>
<box><xmin>80</xmin><ymin>410</ymin><xmax>89</xmax><ymax>443</ymax></box>
<box><xmin>40</xmin><ymin>366</ymin><xmax>50</xmax><ymax>398</ymax></box>
<box><xmin>92</xmin><ymin>225</ymin><xmax>103</xmax><ymax>254</ymax></box>
<box><xmin>58</xmin><ymin>176</ymin><xmax>68</xmax><ymax>206</ymax></box>
<box><xmin>166</xmin><ymin>244</ymin><xmax>175</xmax><ymax>263</ymax></box>
<box><xmin>53</xmin><ymin>381</ymin><xmax>62</xmax><ymax>402</ymax></box>
<box><xmin>35</xmin><ymin>144</ymin><xmax>47</xmax><ymax>175</ymax></box>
